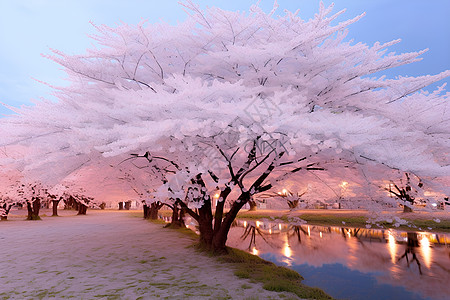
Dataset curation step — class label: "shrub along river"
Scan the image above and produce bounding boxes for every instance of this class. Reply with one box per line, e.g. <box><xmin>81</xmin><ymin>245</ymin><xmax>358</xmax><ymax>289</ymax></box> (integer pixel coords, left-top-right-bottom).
<box><xmin>174</xmin><ymin>216</ymin><xmax>449</xmax><ymax>300</ymax></box>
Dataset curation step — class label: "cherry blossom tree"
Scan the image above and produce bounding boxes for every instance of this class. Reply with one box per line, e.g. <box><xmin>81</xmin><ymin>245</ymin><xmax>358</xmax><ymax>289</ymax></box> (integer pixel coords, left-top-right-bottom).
<box><xmin>3</xmin><ymin>181</ymin><xmax>48</xmax><ymax>221</ymax></box>
<box><xmin>0</xmin><ymin>1</ymin><xmax>448</xmax><ymax>251</ymax></box>
<box><xmin>262</xmin><ymin>189</ymin><xmax>308</xmax><ymax>210</ymax></box>
<box><xmin>0</xmin><ymin>172</ymin><xmax>21</xmax><ymax>220</ymax></box>
<box><xmin>0</xmin><ymin>194</ymin><xmax>17</xmax><ymax>221</ymax></box>
<box><xmin>47</xmin><ymin>184</ymin><xmax>68</xmax><ymax>216</ymax></box>
<box><xmin>384</xmin><ymin>173</ymin><xmax>424</xmax><ymax>213</ymax></box>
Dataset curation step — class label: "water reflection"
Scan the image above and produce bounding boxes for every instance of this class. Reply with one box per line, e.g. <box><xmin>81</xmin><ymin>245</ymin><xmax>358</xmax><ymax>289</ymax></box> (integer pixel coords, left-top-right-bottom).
<box><xmin>387</xmin><ymin>230</ymin><xmax>397</xmax><ymax>264</ymax></box>
<box><xmin>226</xmin><ymin>219</ymin><xmax>450</xmax><ymax>300</ymax></box>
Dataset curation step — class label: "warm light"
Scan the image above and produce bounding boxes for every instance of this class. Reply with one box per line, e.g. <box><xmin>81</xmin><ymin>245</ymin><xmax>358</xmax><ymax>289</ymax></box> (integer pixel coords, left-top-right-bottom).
<box><xmin>269</xmin><ymin>228</ymin><xmax>272</xmax><ymax>234</ymax></box>
<box><xmin>387</xmin><ymin>230</ymin><xmax>397</xmax><ymax>264</ymax></box>
<box><xmin>339</xmin><ymin>181</ymin><xmax>349</xmax><ymax>188</ymax></box>
<box><xmin>283</xmin><ymin>244</ymin><xmax>292</xmax><ymax>258</ymax></box>
<box><xmin>282</xmin><ymin>188</ymin><xmax>288</xmax><ymax>195</ymax></box>
<box><xmin>256</xmin><ymin>221</ymin><xmax>261</xmax><ymax>228</ymax></box>
<box><xmin>252</xmin><ymin>247</ymin><xmax>259</xmax><ymax>255</ymax></box>
<box><xmin>278</xmin><ymin>223</ymin><xmax>282</xmax><ymax>230</ymax></box>
<box><xmin>385</xmin><ymin>182</ymin><xmax>394</xmax><ymax>197</ymax></box>
<box><xmin>214</xmin><ymin>193</ymin><xmax>220</xmax><ymax>199</ymax></box>
<box><xmin>307</xmin><ymin>226</ymin><xmax>310</xmax><ymax>236</ymax></box>
<box><xmin>243</xmin><ymin>221</ymin><xmax>247</xmax><ymax>227</ymax></box>
<box><xmin>319</xmin><ymin>232</ymin><xmax>323</xmax><ymax>238</ymax></box>
<box><xmin>282</xmin><ymin>234</ymin><xmax>292</xmax><ymax>266</ymax></box>
<box><xmin>420</xmin><ymin>235</ymin><xmax>432</xmax><ymax>269</ymax></box>
<box><xmin>347</xmin><ymin>231</ymin><xmax>351</xmax><ymax>238</ymax></box>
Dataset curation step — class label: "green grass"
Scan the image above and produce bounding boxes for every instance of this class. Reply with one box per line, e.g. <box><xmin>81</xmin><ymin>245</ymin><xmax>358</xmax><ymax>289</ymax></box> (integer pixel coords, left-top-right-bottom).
<box><xmin>236</xmin><ymin>213</ymin><xmax>289</xmax><ymax>222</ymax></box>
<box><xmin>147</xmin><ymin>218</ymin><xmax>168</xmax><ymax>225</ymax></box>
<box><xmin>218</xmin><ymin>247</ymin><xmax>333</xmax><ymax>299</ymax></box>
<box><xmin>384</xmin><ymin>218</ymin><xmax>450</xmax><ymax>232</ymax></box>
<box><xmin>158</xmin><ymin>215</ymin><xmax>333</xmax><ymax>299</ymax></box>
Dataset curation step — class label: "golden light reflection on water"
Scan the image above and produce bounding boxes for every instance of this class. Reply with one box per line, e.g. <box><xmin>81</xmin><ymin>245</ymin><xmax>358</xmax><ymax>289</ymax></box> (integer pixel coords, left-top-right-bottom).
<box><xmin>283</xmin><ymin>234</ymin><xmax>292</xmax><ymax>266</ymax></box>
<box><xmin>228</xmin><ymin>219</ymin><xmax>449</xmax><ymax>300</ymax></box>
<box><xmin>346</xmin><ymin>234</ymin><xmax>358</xmax><ymax>268</ymax></box>
<box><xmin>419</xmin><ymin>234</ymin><xmax>432</xmax><ymax>269</ymax></box>
<box><xmin>283</xmin><ymin>236</ymin><xmax>292</xmax><ymax>258</ymax></box>
<box><xmin>387</xmin><ymin>230</ymin><xmax>397</xmax><ymax>264</ymax></box>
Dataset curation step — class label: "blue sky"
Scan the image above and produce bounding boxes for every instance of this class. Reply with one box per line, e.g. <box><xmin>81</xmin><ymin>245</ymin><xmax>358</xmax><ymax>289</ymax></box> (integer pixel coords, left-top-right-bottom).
<box><xmin>0</xmin><ymin>0</ymin><xmax>449</xmax><ymax>116</ymax></box>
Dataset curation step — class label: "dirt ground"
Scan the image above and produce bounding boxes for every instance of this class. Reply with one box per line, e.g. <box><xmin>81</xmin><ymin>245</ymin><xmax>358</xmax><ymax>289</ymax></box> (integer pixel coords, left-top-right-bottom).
<box><xmin>0</xmin><ymin>210</ymin><xmax>300</xmax><ymax>299</ymax></box>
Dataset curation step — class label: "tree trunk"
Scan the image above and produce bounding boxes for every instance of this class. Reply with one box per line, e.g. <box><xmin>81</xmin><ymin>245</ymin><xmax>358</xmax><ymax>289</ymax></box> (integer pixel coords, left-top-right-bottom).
<box><xmin>198</xmin><ymin>211</ymin><xmax>214</xmax><ymax>249</ymax></box>
<box><xmin>179</xmin><ymin>208</ymin><xmax>185</xmax><ymax>227</ymax></box>
<box><xmin>26</xmin><ymin>198</ymin><xmax>41</xmax><ymax>220</ymax></box>
<box><xmin>248</xmin><ymin>200</ymin><xmax>257</xmax><ymax>211</ymax></box>
<box><xmin>124</xmin><ymin>201</ymin><xmax>131</xmax><ymax>210</ymax></box>
<box><xmin>143</xmin><ymin>204</ymin><xmax>150</xmax><ymax>219</ymax></box>
<box><xmin>212</xmin><ymin>192</ymin><xmax>250</xmax><ymax>253</ymax></box>
<box><xmin>1</xmin><ymin>204</ymin><xmax>12</xmax><ymax>220</ymax></box>
<box><xmin>118</xmin><ymin>202</ymin><xmax>124</xmax><ymax>210</ymax></box>
<box><xmin>403</xmin><ymin>205</ymin><xmax>413</xmax><ymax>213</ymax></box>
<box><xmin>148</xmin><ymin>202</ymin><xmax>163</xmax><ymax>220</ymax></box>
<box><xmin>77</xmin><ymin>204</ymin><xmax>88</xmax><ymax>215</ymax></box>
<box><xmin>170</xmin><ymin>205</ymin><xmax>181</xmax><ymax>227</ymax></box>
<box><xmin>168</xmin><ymin>205</ymin><xmax>186</xmax><ymax>228</ymax></box>
<box><xmin>52</xmin><ymin>200</ymin><xmax>60</xmax><ymax>216</ymax></box>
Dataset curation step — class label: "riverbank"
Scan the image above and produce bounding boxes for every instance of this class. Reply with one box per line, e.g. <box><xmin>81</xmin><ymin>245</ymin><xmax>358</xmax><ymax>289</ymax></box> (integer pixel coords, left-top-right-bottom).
<box><xmin>0</xmin><ymin>210</ymin><xmax>314</xmax><ymax>299</ymax></box>
<box><xmin>237</xmin><ymin>209</ymin><xmax>450</xmax><ymax>232</ymax></box>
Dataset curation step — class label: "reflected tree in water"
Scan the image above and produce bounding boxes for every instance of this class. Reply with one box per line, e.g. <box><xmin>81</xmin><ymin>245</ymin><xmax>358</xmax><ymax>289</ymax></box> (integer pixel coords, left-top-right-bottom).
<box><xmin>397</xmin><ymin>232</ymin><xmax>423</xmax><ymax>275</ymax></box>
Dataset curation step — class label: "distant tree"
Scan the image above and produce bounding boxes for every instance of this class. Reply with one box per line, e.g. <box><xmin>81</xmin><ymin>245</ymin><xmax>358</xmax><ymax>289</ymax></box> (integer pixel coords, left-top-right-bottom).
<box><xmin>0</xmin><ymin>195</ymin><xmax>16</xmax><ymax>221</ymax></box>
<box><xmin>47</xmin><ymin>184</ymin><xmax>68</xmax><ymax>216</ymax></box>
<box><xmin>262</xmin><ymin>189</ymin><xmax>308</xmax><ymax>210</ymax></box>
<box><xmin>385</xmin><ymin>173</ymin><xmax>424</xmax><ymax>213</ymax></box>
<box><xmin>18</xmin><ymin>182</ymin><xmax>46</xmax><ymax>220</ymax></box>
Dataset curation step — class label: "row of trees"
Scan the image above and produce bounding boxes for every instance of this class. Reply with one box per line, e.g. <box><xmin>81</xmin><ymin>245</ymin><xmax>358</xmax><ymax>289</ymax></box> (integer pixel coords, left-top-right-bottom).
<box><xmin>0</xmin><ymin>182</ymin><xmax>98</xmax><ymax>220</ymax></box>
<box><xmin>0</xmin><ymin>1</ymin><xmax>448</xmax><ymax>252</ymax></box>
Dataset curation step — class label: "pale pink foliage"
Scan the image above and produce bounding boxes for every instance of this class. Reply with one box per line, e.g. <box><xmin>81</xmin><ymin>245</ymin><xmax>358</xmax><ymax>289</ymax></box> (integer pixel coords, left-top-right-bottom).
<box><xmin>0</xmin><ymin>1</ymin><xmax>448</xmax><ymax>214</ymax></box>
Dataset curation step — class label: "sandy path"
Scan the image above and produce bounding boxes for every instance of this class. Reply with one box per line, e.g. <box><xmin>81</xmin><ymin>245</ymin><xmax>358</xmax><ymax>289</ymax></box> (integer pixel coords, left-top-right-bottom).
<box><xmin>0</xmin><ymin>211</ymin><xmax>297</xmax><ymax>299</ymax></box>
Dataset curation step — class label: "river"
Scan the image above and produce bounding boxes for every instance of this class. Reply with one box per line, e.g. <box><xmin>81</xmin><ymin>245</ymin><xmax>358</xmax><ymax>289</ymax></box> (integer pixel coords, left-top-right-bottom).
<box><xmin>223</xmin><ymin>219</ymin><xmax>449</xmax><ymax>300</ymax></box>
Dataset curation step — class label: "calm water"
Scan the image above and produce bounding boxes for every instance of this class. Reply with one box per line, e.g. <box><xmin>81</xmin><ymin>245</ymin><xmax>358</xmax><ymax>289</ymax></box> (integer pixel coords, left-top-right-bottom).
<box><xmin>223</xmin><ymin>220</ymin><xmax>450</xmax><ymax>300</ymax></box>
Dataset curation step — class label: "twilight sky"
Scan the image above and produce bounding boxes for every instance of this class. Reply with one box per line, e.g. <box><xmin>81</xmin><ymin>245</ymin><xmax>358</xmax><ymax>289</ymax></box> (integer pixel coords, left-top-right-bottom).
<box><xmin>0</xmin><ymin>0</ymin><xmax>449</xmax><ymax>116</ymax></box>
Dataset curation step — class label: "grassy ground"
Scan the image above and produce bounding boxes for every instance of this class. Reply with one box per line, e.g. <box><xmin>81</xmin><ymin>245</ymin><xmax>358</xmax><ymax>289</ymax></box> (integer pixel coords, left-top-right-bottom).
<box><xmin>218</xmin><ymin>247</ymin><xmax>333</xmax><ymax>300</ymax></box>
<box><xmin>152</xmin><ymin>219</ymin><xmax>334</xmax><ymax>299</ymax></box>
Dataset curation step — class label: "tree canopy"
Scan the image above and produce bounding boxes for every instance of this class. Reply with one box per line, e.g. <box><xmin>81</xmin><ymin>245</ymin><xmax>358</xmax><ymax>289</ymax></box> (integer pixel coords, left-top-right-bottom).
<box><xmin>0</xmin><ymin>1</ymin><xmax>448</xmax><ymax>249</ymax></box>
